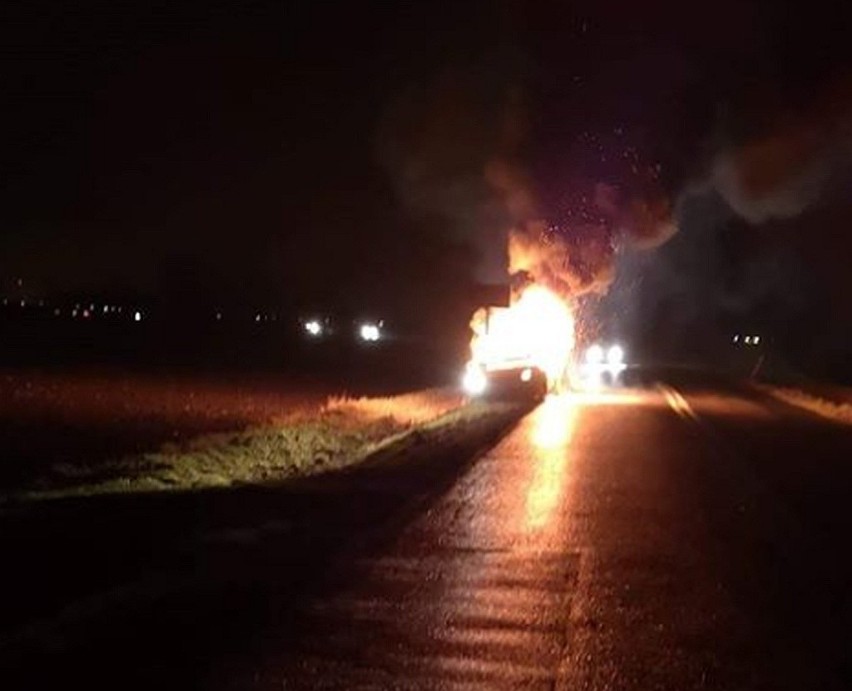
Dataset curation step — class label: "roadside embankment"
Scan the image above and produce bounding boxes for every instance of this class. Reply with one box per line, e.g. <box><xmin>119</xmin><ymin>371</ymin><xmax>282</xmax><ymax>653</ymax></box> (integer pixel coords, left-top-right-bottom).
<box><xmin>8</xmin><ymin>388</ymin><xmax>482</xmax><ymax>500</ymax></box>
<box><xmin>748</xmin><ymin>353</ymin><xmax>852</xmax><ymax>425</ymax></box>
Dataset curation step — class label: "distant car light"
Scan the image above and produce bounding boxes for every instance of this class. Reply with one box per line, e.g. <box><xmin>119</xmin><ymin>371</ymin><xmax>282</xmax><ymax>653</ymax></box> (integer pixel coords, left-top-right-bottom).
<box><xmin>304</xmin><ymin>319</ymin><xmax>323</xmax><ymax>337</ymax></box>
<box><xmin>607</xmin><ymin>344</ymin><xmax>624</xmax><ymax>365</ymax></box>
<box><xmin>359</xmin><ymin>323</ymin><xmax>381</xmax><ymax>342</ymax></box>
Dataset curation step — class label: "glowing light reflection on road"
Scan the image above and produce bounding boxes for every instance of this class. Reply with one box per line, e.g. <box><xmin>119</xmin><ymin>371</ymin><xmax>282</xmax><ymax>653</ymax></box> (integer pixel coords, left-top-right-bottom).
<box><xmin>525</xmin><ymin>394</ymin><xmax>578</xmax><ymax>532</ymax></box>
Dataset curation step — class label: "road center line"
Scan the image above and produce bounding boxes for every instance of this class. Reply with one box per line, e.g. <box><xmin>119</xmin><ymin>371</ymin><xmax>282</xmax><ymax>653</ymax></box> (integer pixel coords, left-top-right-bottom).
<box><xmin>657</xmin><ymin>384</ymin><xmax>699</xmax><ymax>422</ymax></box>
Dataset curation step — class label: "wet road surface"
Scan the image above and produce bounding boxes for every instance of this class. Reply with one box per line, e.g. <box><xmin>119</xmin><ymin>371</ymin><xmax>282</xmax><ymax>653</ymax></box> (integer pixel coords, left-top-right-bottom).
<box><xmin>4</xmin><ymin>372</ymin><xmax>852</xmax><ymax>689</ymax></box>
<box><xmin>222</xmin><ymin>379</ymin><xmax>852</xmax><ymax>690</ymax></box>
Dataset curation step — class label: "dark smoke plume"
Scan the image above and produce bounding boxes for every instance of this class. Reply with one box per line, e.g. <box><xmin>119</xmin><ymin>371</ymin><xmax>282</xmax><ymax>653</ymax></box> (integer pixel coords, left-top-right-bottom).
<box><xmin>378</xmin><ymin>63</ymin><xmax>678</xmax><ymax>300</ymax></box>
<box><xmin>702</xmin><ymin>79</ymin><xmax>852</xmax><ymax>224</ymax></box>
<box><xmin>378</xmin><ymin>3</ymin><xmax>852</xmax><ymax>308</ymax></box>
<box><xmin>376</xmin><ymin>63</ymin><xmax>520</xmax><ymax>285</ymax></box>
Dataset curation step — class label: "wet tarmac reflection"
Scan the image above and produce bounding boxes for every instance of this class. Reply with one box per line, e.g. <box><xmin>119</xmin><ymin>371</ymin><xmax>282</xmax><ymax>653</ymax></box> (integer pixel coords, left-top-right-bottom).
<box><xmin>526</xmin><ymin>394</ymin><xmax>578</xmax><ymax>532</ymax></box>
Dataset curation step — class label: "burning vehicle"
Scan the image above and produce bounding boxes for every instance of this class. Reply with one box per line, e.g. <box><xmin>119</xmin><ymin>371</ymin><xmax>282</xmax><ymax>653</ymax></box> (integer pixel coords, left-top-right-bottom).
<box><xmin>462</xmin><ymin>359</ymin><xmax>548</xmax><ymax>401</ymax></box>
<box><xmin>462</xmin><ymin>284</ymin><xmax>575</xmax><ymax>400</ymax></box>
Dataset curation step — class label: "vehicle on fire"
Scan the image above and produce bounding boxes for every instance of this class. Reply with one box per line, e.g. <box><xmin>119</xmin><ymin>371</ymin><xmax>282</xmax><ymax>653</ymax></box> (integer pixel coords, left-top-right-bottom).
<box><xmin>463</xmin><ymin>360</ymin><xmax>548</xmax><ymax>401</ymax></box>
<box><xmin>462</xmin><ymin>294</ymin><xmax>572</xmax><ymax>401</ymax></box>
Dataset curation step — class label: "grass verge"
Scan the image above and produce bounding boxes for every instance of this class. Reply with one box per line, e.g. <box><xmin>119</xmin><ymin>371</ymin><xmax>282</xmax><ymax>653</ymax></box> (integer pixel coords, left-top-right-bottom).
<box><xmin>9</xmin><ymin>388</ymin><xmax>500</xmax><ymax>500</ymax></box>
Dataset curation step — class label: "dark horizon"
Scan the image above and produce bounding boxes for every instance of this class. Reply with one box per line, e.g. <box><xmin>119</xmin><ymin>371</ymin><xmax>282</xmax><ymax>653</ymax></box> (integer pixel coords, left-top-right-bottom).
<box><xmin>2</xmin><ymin>0</ymin><xmax>851</xmax><ymax>374</ymax></box>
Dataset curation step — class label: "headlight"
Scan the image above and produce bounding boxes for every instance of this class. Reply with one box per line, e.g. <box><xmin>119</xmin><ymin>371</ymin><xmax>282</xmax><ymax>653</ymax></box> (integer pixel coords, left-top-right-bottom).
<box><xmin>359</xmin><ymin>323</ymin><xmax>381</xmax><ymax>342</ymax></box>
<box><xmin>586</xmin><ymin>344</ymin><xmax>604</xmax><ymax>364</ymax></box>
<box><xmin>462</xmin><ymin>366</ymin><xmax>488</xmax><ymax>396</ymax></box>
<box><xmin>607</xmin><ymin>344</ymin><xmax>624</xmax><ymax>365</ymax></box>
<box><xmin>304</xmin><ymin>319</ymin><xmax>323</xmax><ymax>336</ymax></box>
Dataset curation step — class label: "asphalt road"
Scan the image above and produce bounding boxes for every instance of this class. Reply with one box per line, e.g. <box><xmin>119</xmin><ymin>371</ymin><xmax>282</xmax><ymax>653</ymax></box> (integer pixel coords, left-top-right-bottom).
<box><xmin>4</xmin><ymin>370</ymin><xmax>852</xmax><ymax>689</ymax></box>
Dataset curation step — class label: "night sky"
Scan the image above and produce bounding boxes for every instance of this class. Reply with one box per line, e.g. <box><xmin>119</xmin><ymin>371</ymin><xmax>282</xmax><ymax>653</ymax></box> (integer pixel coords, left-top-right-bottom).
<box><xmin>2</xmin><ymin>1</ymin><xmax>851</xmax><ymax>367</ymax></box>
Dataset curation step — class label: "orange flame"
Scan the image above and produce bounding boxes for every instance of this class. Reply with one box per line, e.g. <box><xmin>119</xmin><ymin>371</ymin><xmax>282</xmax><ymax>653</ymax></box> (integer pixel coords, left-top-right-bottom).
<box><xmin>467</xmin><ymin>283</ymin><xmax>575</xmax><ymax>388</ymax></box>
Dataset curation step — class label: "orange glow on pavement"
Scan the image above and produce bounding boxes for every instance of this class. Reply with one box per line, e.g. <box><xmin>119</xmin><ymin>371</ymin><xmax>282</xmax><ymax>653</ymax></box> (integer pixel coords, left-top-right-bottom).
<box><xmin>525</xmin><ymin>394</ymin><xmax>577</xmax><ymax>531</ymax></box>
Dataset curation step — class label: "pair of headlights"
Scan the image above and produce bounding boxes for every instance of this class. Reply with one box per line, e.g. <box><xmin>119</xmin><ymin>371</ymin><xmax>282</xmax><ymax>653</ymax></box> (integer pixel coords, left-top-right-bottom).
<box><xmin>585</xmin><ymin>344</ymin><xmax>624</xmax><ymax>366</ymax></box>
<box><xmin>303</xmin><ymin>319</ymin><xmax>383</xmax><ymax>342</ymax></box>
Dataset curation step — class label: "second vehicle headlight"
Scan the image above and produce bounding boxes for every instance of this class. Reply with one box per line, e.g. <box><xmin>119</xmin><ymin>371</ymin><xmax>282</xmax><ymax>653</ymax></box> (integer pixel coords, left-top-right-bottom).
<box><xmin>586</xmin><ymin>344</ymin><xmax>604</xmax><ymax>364</ymax></box>
<box><xmin>607</xmin><ymin>344</ymin><xmax>624</xmax><ymax>366</ymax></box>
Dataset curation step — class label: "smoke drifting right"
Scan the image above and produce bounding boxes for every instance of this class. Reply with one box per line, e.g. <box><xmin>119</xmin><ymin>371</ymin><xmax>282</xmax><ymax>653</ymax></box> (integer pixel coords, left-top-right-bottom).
<box><xmin>374</xmin><ymin>1</ymin><xmax>852</xmax><ymax>383</ymax></box>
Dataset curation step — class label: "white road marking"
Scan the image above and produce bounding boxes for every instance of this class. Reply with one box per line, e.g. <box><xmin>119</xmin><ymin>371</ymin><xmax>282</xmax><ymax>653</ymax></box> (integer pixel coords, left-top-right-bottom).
<box><xmin>657</xmin><ymin>384</ymin><xmax>699</xmax><ymax>422</ymax></box>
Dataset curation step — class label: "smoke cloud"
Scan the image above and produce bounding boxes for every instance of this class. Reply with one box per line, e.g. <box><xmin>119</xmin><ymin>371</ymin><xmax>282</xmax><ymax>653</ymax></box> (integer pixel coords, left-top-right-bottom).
<box><xmin>378</xmin><ymin>64</ymin><xmax>679</xmax><ymax>302</ymax></box>
<box><xmin>695</xmin><ymin>79</ymin><xmax>852</xmax><ymax>224</ymax></box>
<box><xmin>376</xmin><ymin>0</ymin><xmax>852</xmax><ymax>337</ymax></box>
<box><xmin>376</xmin><ymin>63</ymin><xmax>520</xmax><ymax>285</ymax></box>
<box><xmin>380</xmin><ymin>58</ymin><xmax>852</xmax><ymax>313</ymax></box>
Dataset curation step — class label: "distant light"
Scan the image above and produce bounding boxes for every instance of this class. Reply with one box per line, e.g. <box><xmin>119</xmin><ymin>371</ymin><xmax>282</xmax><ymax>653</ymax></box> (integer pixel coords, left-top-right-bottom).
<box><xmin>462</xmin><ymin>365</ymin><xmax>488</xmax><ymax>396</ymax></box>
<box><xmin>607</xmin><ymin>344</ymin><xmax>624</xmax><ymax>365</ymax></box>
<box><xmin>359</xmin><ymin>322</ymin><xmax>381</xmax><ymax>342</ymax></box>
<box><xmin>82</xmin><ymin>309</ymin><xmax>90</xmax><ymax>319</ymax></box>
<box><xmin>216</xmin><ymin>312</ymin><xmax>222</xmax><ymax>321</ymax></box>
<box><xmin>103</xmin><ymin>305</ymin><xmax>109</xmax><ymax>313</ymax></box>
<box><xmin>20</xmin><ymin>299</ymin><xmax>26</xmax><ymax>307</ymax></box>
<box><xmin>744</xmin><ymin>336</ymin><xmax>751</xmax><ymax>344</ymax></box>
<box><xmin>733</xmin><ymin>334</ymin><xmax>739</xmax><ymax>343</ymax></box>
<box><xmin>520</xmin><ymin>367</ymin><xmax>533</xmax><ymax>382</ymax></box>
<box><xmin>753</xmin><ymin>335</ymin><xmax>761</xmax><ymax>345</ymax></box>
<box><xmin>304</xmin><ymin>319</ymin><xmax>323</xmax><ymax>337</ymax></box>
<box><xmin>586</xmin><ymin>344</ymin><xmax>604</xmax><ymax>364</ymax></box>
<box><xmin>133</xmin><ymin>311</ymin><xmax>142</xmax><ymax>322</ymax></box>
<box><xmin>89</xmin><ymin>303</ymin><xmax>95</xmax><ymax>311</ymax></box>
<box><xmin>71</xmin><ymin>310</ymin><xmax>78</xmax><ymax>318</ymax></box>
<box><xmin>54</xmin><ymin>308</ymin><xmax>61</xmax><ymax>316</ymax></box>
<box><xmin>255</xmin><ymin>313</ymin><xmax>261</xmax><ymax>322</ymax></box>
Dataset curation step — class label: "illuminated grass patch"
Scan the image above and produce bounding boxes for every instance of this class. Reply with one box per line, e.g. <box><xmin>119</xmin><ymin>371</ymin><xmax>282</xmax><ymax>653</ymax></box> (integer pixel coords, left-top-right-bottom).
<box><xmin>16</xmin><ymin>388</ymin><xmax>477</xmax><ymax>499</ymax></box>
